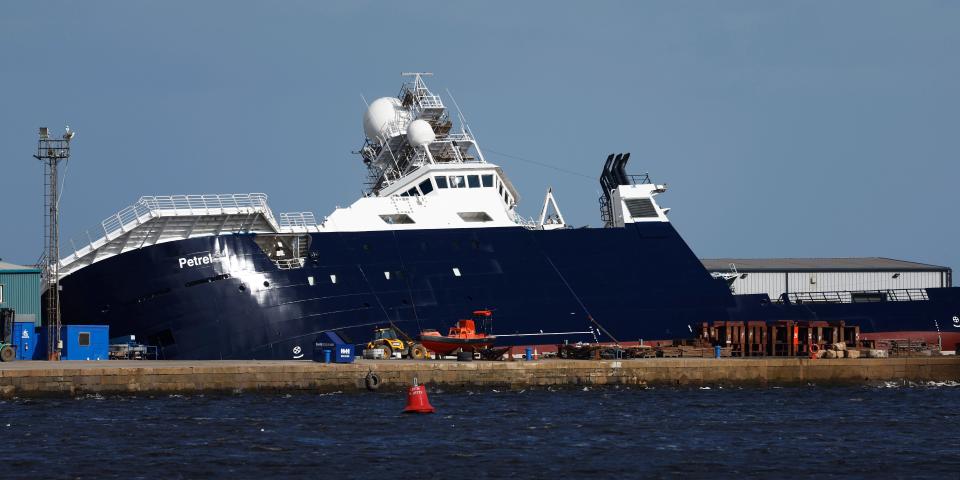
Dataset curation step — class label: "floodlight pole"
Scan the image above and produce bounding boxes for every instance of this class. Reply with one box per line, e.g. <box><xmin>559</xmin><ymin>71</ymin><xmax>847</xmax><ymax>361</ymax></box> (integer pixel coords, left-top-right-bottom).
<box><xmin>33</xmin><ymin>126</ymin><xmax>72</xmax><ymax>361</ymax></box>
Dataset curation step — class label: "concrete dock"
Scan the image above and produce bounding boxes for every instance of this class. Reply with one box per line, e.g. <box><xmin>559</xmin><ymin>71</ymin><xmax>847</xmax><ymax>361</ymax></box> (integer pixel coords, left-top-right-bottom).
<box><xmin>1</xmin><ymin>357</ymin><xmax>958</xmax><ymax>397</ymax></box>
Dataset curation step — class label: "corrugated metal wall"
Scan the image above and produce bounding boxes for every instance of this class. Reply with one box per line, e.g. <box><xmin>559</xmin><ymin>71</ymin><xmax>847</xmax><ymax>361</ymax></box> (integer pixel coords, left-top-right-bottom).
<box><xmin>730</xmin><ymin>271</ymin><xmax>945</xmax><ymax>299</ymax></box>
<box><xmin>730</xmin><ymin>272</ymin><xmax>786</xmax><ymax>297</ymax></box>
<box><xmin>786</xmin><ymin>271</ymin><xmax>941</xmax><ymax>294</ymax></box>
<box><xmin>0</xmin><ymin>271</ymin><xmax>41</xmax><ymax>326</ymax></box>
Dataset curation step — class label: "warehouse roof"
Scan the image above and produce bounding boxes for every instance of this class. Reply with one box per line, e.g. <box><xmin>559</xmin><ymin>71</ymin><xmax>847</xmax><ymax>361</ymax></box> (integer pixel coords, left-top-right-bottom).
<box><xmin>0</xmin><ymin>260</ymin><xmax>40</xmax><ymax>273</ymax></box>
<box><xmin>700</xmin><ymin>257</ymin><xmax>949</xmax><ymax>273</ymax></box>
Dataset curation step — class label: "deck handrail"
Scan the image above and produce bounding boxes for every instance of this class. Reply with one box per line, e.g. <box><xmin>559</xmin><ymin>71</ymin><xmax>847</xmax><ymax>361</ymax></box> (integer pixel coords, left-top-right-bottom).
<box><xmin>62</xmin><ymin>193</ymin><xmax>275</xmax><ymax>265</ymax></box>
<box><xmin>278</xmin><ymin>211</ymin><xmax>318</xmax><ymax>228</ymax></box>
<box><xmin>780</xmin><ymin>288</ymin><xmax>929</xmax><ymax>304</ymax></box>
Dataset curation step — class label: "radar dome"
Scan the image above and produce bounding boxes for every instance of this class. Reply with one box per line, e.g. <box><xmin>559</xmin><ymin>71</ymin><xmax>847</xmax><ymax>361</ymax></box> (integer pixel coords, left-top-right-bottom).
<box><xmin>406</xmin><ymin>119</ymin><xmax>436</xmax><ymax>147</ymax></box>
<box><xmin>363</xmin><ymin>97</ymin><xmax>409</xmax><ymax>141</ymax></box>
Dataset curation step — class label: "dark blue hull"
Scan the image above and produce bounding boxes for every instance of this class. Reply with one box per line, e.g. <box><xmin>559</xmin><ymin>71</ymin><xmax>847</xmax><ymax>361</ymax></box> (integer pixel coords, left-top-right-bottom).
<box><xmin>57</xmin><ymin>223</ymin><xmax>960</xmax><ymax>359</ymax></box>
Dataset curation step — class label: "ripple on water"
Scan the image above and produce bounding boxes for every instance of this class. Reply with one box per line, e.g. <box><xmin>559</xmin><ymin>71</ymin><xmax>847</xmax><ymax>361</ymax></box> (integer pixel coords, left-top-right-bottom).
<box><xmin>2</xmin><ymin>386</ymin><xmax>959</xmax><ymax>477</ymax></box>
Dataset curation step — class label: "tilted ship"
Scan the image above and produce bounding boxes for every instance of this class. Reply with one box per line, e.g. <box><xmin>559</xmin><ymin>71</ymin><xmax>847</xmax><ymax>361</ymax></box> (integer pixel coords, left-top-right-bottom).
<box><xmin>53</xmin><ymin>73</ymin><xmax>960</xmax><ymax>359</ymax></box>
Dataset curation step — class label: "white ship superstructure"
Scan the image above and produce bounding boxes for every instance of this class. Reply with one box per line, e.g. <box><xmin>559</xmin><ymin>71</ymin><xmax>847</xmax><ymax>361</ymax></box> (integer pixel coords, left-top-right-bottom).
<box><xmin>55</xmin><ymin>73</ymin><xmax>671</xmax><ymax>279</ymax></box>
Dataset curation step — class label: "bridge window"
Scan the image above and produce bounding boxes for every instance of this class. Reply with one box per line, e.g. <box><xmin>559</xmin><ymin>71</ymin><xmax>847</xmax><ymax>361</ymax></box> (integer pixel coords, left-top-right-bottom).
<box><xmin>419</xmin><ymin>179</ymin><xmax>434</xmax><ymax>194</ymax></box>
<box><xmin>458</xmin><ymin>212</ymin><xmax>493</xmax><ymax>222</ymax></box>
<box><xmin>379</xmin><ymin>214</ymin><xmax>415</xmax><ymax>224</ymax></box>
<box><xmin>482</xmin><ymin>174</ymin><xmax>494</xmax><ymax>187</ymax></box>
<box><xmin>467</xmin><ymin>175</ymin><xmax>480</xmax><ymax>188</ymax></box>
<box><xmin>435</xmin><ymin>176</ymin><xmax>448</xmax><ymax>188</ymax></box>
<box><xmin>450</xmin><ymin>176</ymin><xmax>465</xmax><ymax>188</ymax></box>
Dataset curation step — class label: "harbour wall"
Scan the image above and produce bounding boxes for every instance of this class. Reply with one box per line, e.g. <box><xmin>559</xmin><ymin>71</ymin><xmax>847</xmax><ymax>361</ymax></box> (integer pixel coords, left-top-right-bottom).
<box><xmin>1</xmin><ymin>357</ymin><xmax>958</xmax><ymax>397</ymax></box>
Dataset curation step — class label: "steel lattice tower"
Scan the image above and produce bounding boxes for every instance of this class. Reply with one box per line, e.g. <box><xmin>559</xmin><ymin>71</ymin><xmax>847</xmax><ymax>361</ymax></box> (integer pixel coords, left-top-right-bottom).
<box><xmin>33</xmin><ymin>126</ymin><xmax>73</xmax><ymax>361</ymax></box>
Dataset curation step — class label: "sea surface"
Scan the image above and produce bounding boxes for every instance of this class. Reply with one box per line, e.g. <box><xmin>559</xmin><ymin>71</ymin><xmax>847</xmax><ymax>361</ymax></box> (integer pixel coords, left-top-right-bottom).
<box><xmin>3</xmin><ymin>383</ymin><xmax>959</xmax><ymax>479</ymax></box>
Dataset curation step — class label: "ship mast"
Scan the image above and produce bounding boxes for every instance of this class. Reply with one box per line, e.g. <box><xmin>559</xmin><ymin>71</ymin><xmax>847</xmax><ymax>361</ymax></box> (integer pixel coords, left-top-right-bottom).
<box><xmin>358</xmin><ymin>73</ymin><xmax>485</xmax><ymax>195</ymax></box>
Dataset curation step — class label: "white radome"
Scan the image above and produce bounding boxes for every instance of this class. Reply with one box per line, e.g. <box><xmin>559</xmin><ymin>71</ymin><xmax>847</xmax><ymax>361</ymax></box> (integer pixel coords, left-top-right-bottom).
<box><xmin>406</xmin><ymin>119</ymin><xmax>436</xmax><ymax>147</ymax></box>
<box><xmin>363</xmin><ymin>97</ymin><xmax>409</xmax><ymax>140</ymax></box>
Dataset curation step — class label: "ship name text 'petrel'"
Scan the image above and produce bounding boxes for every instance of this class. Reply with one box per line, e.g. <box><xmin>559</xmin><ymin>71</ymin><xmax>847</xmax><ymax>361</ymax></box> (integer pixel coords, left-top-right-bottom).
<box><xmin>178</xmin><ymin>253</ymin><xmax>219</xmax><ymax>269</ymax></box>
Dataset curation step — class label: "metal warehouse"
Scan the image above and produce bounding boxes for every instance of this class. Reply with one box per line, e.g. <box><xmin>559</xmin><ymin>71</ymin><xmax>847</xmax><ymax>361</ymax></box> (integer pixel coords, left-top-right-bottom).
<box><xmin>700</xmin><ymin>257</ymin><xmax>953</xmax><ymax>300</ymax></box>
<box><xmin>0</xmin><ymin>260</ymin><xmax>41</xmax><ymax>326</ymax></box>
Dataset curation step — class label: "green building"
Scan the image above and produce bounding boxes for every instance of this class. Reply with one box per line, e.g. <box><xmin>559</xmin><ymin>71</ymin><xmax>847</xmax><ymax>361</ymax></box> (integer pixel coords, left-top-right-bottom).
<box><xmin>0</xmin><ymin>260</ymin><xmax>41</xmax><ymax>326</ymax></box>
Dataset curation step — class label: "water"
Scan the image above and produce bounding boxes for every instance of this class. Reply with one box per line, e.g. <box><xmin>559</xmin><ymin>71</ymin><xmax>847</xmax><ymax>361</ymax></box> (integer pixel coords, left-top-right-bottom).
<box><xmin>3</xmin><ymin>383</ymin><xmax>959</xmax><ymax>478</ymax></box>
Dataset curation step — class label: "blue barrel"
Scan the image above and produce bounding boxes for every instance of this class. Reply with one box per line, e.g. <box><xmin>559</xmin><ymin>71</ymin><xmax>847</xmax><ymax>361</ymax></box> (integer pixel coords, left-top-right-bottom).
<box><xmin>323</xmin><ymin>349</ymin><xmax>332</xmax><ymax>363</ymax></box>
<box><xmin>525</xmin><ymin>347</ymin><xmax>533</xmax><ymax>360</ymax></box>
<box><xmin>714</xmin><ymin>345</ymin><xmax>722</xmax><ymax>359</ymax></box>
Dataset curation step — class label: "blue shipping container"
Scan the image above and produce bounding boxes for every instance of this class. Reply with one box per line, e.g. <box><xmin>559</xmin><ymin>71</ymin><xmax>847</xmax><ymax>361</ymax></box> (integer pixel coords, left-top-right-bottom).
<box><xmin>61</xmin><ymin>325</ymin><xmax>109</xmax><ymax>360</ymax></box>
<box><xmin>11</xmin><ymin>322</ymin><xmax>37</xmax><ymax>360</ymax></box>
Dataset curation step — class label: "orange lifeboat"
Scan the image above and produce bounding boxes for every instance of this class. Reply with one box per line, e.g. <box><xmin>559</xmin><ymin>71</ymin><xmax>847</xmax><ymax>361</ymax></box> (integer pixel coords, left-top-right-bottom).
<box><xmin>419</xmin><ymin>310</ymin><xmax>496</xmax><ymax>355</ymax></box>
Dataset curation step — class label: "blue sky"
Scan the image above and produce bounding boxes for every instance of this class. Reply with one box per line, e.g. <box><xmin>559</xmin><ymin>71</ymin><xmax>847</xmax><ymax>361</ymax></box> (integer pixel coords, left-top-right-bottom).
<box><xmin>1</xmin><ymin>1</ymin><xmax>957</xmax><ymax>281</ymax></box>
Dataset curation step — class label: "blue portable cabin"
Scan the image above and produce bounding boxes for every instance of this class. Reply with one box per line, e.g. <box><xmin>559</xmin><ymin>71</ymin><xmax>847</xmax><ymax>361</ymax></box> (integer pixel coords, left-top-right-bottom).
<box><xmin>11</xmin><ymin>322</ymin><xmax>38</xmax><ymax>360</ymax></box>
<box><xmin>61</xmin><ymin>325</ymin><xmax>109</xmax><ymax>360</ymax></box>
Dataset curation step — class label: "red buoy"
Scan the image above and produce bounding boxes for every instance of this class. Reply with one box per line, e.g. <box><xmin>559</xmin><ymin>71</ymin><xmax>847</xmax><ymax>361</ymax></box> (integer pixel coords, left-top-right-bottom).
<box><xmin>402</xmin><ymin>378</ymin><xmax>435</xmax><ymax>414</ymax></box>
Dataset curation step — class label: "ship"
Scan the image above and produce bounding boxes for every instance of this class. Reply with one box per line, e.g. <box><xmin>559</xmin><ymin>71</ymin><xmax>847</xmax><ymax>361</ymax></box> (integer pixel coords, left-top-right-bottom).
<box><xmin>52</xmin><ymin>73</ymin><xmax>960</xmax><ymax>359</ymax></box>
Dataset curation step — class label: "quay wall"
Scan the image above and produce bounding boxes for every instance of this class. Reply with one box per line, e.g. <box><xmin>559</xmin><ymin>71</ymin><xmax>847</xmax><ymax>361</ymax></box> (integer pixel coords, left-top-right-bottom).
<box><xmin>1</xmin><ymin>357</ymin><xmax>958</xmax><ymax>397</ymax></box>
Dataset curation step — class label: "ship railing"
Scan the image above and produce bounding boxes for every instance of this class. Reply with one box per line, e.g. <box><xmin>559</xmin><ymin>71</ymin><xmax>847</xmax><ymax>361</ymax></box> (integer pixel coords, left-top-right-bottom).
<box><xmin>512</xmin><ymin>214</ymin><xmax>541</xmax><ymax>230</ymax></box>
<box><xmin>400</xmin><ymin>77</ymin><xmax>444</xmax><ymax>116</ymax></box>
<box><xmin>627</xmin><ymin>173</ymin><xmax>652</xmax><ymax>185</ymax></box>
<box><xmin>411</xmin><ymin>94</ymin><xmax>444</xmax><ymax>119</ymax></box>
<box><xmin>139</xmin><ymin>193</ymin><xmax>271</xmax><ymax>214</ymax></box>
<box><xmin>886</xmin><ymin>289</ymin><xmax>930</xmax><ymax>301</ymax></box>
<box><xmin>373</xmin><ymin>108</ymin><xmax>414</xmax><ymax>146</ymax></box>
<box><xmin>410</xmin><ymin>148</ymin><xmax>430</xmax><ymax>167</ymax></box>
<box><xmin>443</xmin><ymin>132</ymin><xmax>476</xmax><ymax>143</ymax></box>
<box><xmin>432</xmin><ymin>134</ymin><xmax>484</xmax><ymax>164</ymax></box>
<box><xmin>61</xmin><ymin>193</ymin><xmax>276</xmax><ymax>267</ymax></box>
<box><xmin>416</xmin><ymin>94</ymin><xmax>443</xmax><ymax>109</ymax></box>
<box><xmin>273</xmin><ymin>258</ymin><xmax>306</xmax><ymax>270</ymax></box>
<box><xmin>379</xmin><ymin>119</ymin><xmax>407</xmax><ymax>142</ymax></box>
<box><xmin>278</xmin><ymin>212</ymin><xmax>318</xmax><ymax>228</ymax></box>
<box><xmin>780</xmin><ymin>288</ymin><xmax>929</xmax><ymax>304</ymax></box>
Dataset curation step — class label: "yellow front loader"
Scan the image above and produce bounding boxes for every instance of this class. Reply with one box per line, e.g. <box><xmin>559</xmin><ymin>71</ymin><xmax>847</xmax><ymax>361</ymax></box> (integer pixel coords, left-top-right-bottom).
<box><xmin>367</xmin><ymin>327</ymin><xmax>427</xmax><ymax>359</ymax></box>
